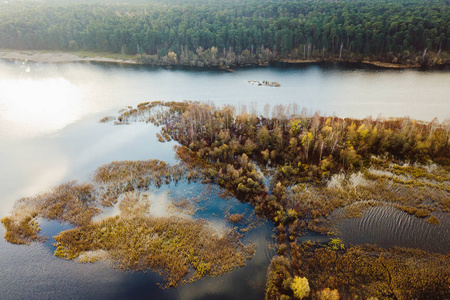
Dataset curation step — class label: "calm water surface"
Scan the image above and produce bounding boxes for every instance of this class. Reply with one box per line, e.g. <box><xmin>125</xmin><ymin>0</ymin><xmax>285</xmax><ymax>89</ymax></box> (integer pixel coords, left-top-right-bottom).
<box><xmin>0</xmin><ymin>60</ymin><xmax>449</xmax><ymax>299</ymax></box>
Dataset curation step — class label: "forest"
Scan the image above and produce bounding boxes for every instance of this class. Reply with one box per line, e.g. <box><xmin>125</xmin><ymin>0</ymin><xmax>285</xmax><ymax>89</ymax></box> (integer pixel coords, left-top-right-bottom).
<box><xmin>0</xmin><ymin>0</ymin><xmax>449</xmax><ymax>67</ymax></box>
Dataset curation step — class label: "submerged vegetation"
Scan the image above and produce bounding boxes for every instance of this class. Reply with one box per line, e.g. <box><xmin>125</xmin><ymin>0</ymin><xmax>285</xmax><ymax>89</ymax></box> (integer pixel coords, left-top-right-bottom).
<box><xmin>2</xmin><ymin>99</ymin><xmax>449</xmax><ymax>297</ymax></box>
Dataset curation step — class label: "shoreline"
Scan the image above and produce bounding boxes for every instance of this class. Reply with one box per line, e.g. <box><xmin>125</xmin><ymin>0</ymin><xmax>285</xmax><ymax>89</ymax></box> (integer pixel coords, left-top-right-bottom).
<box><xmin>278</xmin><ymin>58</ymin><xmax>420</xmax><ymax>69</ymax></box>
<box><xmin>0</xmin><ymin>50</ymin><xmax>137</xmax><ymax>64</ymax></box>
<box><xmin>1</xmin><ymin>50</ymin><xmax>446</xmax><ymax>70</ymax></box>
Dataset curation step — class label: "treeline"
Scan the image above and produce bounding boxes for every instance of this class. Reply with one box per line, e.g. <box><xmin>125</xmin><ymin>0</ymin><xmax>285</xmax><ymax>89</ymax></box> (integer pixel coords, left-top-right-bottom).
<box><xmin>0</xmin><ymin>0</ymin><xmax>449</xmax><ymax>67</ymax></box>
<box><xmin>115</xmin><ymin>101</ymin><xmax>450</xmax><ymax>221</ymax></box>
<box><xmin>120</xmin><ymin>101</ymin><xmax>450</xmax><ymax>172</ymax></box>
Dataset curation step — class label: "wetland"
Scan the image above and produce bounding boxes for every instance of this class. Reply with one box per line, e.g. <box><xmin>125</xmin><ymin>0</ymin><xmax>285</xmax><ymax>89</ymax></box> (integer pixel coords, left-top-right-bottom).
<box><xmin>0</xmin><ymin>60</ymin><xmax>449</xmax><ymax>299</ymax></box>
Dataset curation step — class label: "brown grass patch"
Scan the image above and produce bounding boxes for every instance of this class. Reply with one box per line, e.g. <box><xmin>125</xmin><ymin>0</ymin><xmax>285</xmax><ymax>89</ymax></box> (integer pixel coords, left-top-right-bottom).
<box><xmin>426</xmin><ymin>215</ymin><xmax>441</xmax><ymax>225</ymax></box>
<box><xmin>1</xmin><ymin>215</ymin><xmax>42</xmax><ymax>245</ymax></box>
<box><xmin>2</xmin><ymin>181</ymin><xmax>99</xmax><ymax>243</ymax></box>
<box><xmin>53</xmin><ymin>192</ymin><xmax>255</xmax><ymax>287</ymax></box>
<box><xmin>99</xmin><ymin>116</ymin><xmax>116</xmax><ymax>123</ymax></box>
<box><xmin>228</xmin><ymin>213</ymin><xmax>245</xmax><ymax>223</ymax></box>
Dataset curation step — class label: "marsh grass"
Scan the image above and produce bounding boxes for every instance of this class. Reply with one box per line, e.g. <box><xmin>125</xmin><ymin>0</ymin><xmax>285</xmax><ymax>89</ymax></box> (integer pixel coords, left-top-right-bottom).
<box><xmin>77</xmin><ymin>250</ymin><xmax>110</xmax><ymax>263</ymax></box>
<box><xmin>54</xmin><ymin>191</ymin><xmax>255</xmax><ymax>287</ymax></box>
<box><xmin>296</xmin><ymin>242</ymin><xmax>449</xmax><ymax>299</ymax></box>
<box><xmin>228</xmin><ymin>213</ymin><xmax>245</xmax><ymax>223</ymax></box>
<box><xmin>168</xmin><ymin>198</ymin><xmax>198</xmax><ymax>216</ymax></box>
<box><xmin>156</xmin><ymin>132</ymin><xmax>166</xmax><ymax>143</ymax></box>
<box><xmin>267</xmin><ymin>241</ymin><xmax>450</xmax><ymax>300</ymax></box>
<box><xmin>286</xmin><ymin>161</ymin><xmax>449</xmax><ymax>233</ymax></box>
<box><xmin>99</xmin><ymin>116</ymin><xmax>116</xmax><ymax>123</ymax></box>
<box><xmin>2</xmin><ymin>157</ymin><xmax>257</xmax><ymax>287</ymax></box>
<box><xmin>426</xmin><ymin>215</ymin><xmax>441</xmax><ymax>225</ymax></box>
<box><xmin>1</xmin><ymin>181</ymin><xmax>99</xmax><ymax>244</ymax></box>
<box><xmin>1</xmin><ymin>215</ymin><xmax>42</xmax><ymax>245</ymax></box>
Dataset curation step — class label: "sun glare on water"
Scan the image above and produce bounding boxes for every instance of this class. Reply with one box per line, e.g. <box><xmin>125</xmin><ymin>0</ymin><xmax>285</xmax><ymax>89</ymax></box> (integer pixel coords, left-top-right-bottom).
<box><xmin>0</xmin><ymin>77</ymin><xmax>84</xmax><ymax>138</ymax></box>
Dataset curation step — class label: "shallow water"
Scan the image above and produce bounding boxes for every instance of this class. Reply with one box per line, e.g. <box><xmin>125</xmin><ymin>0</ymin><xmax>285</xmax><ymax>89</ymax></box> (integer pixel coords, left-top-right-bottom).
<box><xmin>0</xmin><ymin>60</ymin><xmax>449</xmax><ymax>299</ymax></box>
<box><xmin>0</xmin><ymin>181</ymin><xmax>275</xmax><ymax>300</ymax></box>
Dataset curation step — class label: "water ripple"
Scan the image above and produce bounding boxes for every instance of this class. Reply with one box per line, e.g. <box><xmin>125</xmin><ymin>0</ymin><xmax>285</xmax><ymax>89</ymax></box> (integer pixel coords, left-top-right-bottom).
<box><xmin>338</xmin><ymin>206</ymin><xmax>450</xmax><ymax>254</ymax></box>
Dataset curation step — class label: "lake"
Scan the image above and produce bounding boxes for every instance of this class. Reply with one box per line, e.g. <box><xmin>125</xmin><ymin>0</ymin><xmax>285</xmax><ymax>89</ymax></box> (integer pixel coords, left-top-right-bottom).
<box><xmin>0</xmin><ymin>60</ymin><xmax>449</xmax><ymax>299</ymax></box>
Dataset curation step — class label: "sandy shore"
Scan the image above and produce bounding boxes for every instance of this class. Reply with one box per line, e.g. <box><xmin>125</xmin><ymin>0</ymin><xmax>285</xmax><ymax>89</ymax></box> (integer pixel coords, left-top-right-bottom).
<box><xmin>279</xmin><ymin>58</ymin><xmax>418</xmax><ymax>69</ymax></box>
<box><xmin>1</xmin><ymin>50</ymin><xmax>429</xmax><ymax>69</ymax></box>
<box><xmin>0</xmin><ymin>50</ymin><xmax>137</xmax><ymax>64</ymax></box>
<box><xmin>361</xmin><ymin>60</ymin><xmax>419</xmax><ymax>69</ymax></box>
<box><xmin>279</xmin><ymin>58</ymin><xmax>322</xmax><ymax>64</ymax></box>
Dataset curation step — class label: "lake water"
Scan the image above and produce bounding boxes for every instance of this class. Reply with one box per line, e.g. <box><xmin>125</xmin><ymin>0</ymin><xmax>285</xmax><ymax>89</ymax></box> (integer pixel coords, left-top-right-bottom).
<box><xmin>0</xmin><ymin>60</ymin><xmax>449</xmax><ymax>299</ymax></box>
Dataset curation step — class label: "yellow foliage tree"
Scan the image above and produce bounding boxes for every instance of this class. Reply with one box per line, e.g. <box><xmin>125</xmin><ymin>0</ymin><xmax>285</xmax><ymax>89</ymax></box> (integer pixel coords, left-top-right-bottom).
<box><xmin>291</xmin><ymin>276</ymin><xmax>310</xmax><ymax>299</ymax></box>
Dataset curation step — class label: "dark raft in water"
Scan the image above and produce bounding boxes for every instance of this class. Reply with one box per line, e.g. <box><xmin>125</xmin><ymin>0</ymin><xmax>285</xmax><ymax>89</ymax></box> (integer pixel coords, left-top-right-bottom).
<box><xmin>248</xmin><ymin>80</ymin><xmax>281</xmax><ymax>87</ymax></box>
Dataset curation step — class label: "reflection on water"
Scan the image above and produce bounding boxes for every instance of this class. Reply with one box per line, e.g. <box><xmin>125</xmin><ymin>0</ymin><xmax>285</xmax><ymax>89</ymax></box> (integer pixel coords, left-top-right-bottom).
<box><xmin>338</xmin><ymin>206</ymin><xmax>450</xmax><ymax>254</ymax></box>
<box><xmin>0</xmin><ymin>77</ymin><xmax>82</xmax><ymax>137</ymax></box>
<box><xmin>0</xmin><ymin>181</ymin><xmax>275</xmax><ymax>300</ymax></box>
<box><xmin>0</xmin><ymin>225</ymin><xmax>177</xmax><ymax>300</ymax></box>
<box><xmin>0</xmin><ymin>121</ymin><xmax>177</xmax><ymax>218</ymax></box>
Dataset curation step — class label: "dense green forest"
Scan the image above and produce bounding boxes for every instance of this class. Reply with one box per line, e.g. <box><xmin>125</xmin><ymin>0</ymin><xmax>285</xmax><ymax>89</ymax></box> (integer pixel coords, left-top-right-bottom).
<box><xmin>1</xmin><ymin>0</ymin><xmax>449</xmax><ymax>67</ymax></box>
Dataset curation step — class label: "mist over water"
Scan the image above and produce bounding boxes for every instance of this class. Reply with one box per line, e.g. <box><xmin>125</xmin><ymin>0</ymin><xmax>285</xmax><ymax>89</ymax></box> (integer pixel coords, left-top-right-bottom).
<box><xmin>0</xmin><ymin>60</ymin><xmax>449</xmax><ymax>299</ymax></box>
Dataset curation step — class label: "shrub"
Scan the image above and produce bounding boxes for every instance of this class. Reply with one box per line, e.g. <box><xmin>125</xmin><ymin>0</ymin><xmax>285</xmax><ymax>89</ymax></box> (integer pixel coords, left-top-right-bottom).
<box><xmin>228</xmin><ymin>213</ymin><xmax>244</xmax><ymax>223</ymax></box>
<box><xmin>426</xmin><ymin>215</ymin><xmax>440</xmax><ymax>225</ymax></box>
<box><xmin>415</xmin><ymin>208</ymin><xmax>431</xmax><ymax>218</ymax></box>
<box><xmin>317</xmin><ymin>288</ymin><xmax>340</xmax><ymax>300</ymax></box>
